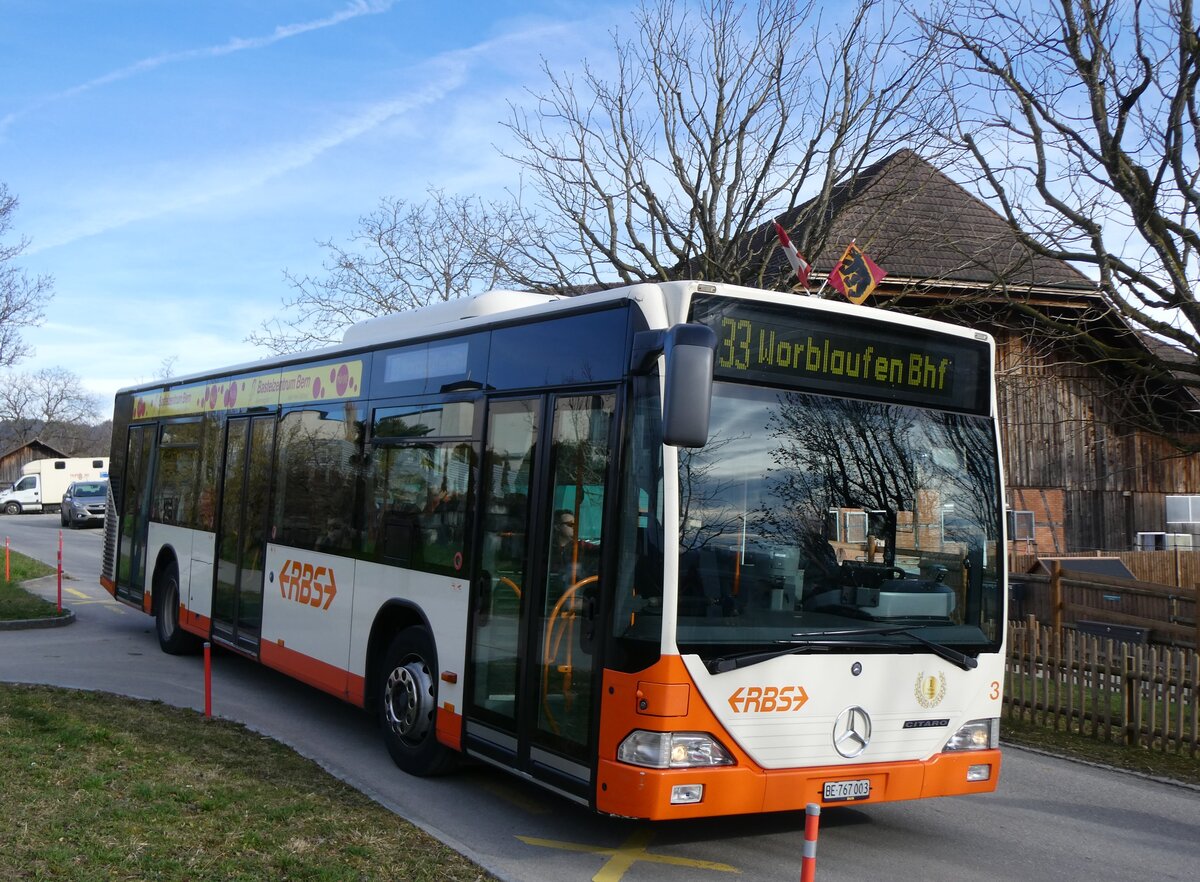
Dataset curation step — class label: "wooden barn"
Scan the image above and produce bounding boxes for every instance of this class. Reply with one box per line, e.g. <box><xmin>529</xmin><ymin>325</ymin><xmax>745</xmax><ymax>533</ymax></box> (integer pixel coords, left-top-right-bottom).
<box><xmin>0</xmin><ymin>438</ymin><xmax>69</xmax><ymax>488</ymax></box>
<box><xmin>773</xmin><ymin>149</ymin><xmax>1200</xmax><ymax>554</ymax></box>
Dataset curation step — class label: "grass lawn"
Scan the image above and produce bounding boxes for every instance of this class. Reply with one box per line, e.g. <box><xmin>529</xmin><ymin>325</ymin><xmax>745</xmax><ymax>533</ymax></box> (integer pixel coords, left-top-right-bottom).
<box><xmin>0</xmin><ymin>685</ymin><xmax>494</xmax><ymax>882</ymax></box>
<box><xmin>0</xmin><ymin>550</ymin><xmax>59</xmax><ymax>621</ymax></box>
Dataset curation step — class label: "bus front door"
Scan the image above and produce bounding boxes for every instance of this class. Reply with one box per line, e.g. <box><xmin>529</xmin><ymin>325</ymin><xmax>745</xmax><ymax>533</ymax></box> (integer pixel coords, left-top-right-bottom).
<box><xmin>466</xmin><ymin>392</ymin><xmax>616</xmax><ymax>800</ymax></box>
<box><xmin>212</xmin><ymin>414</ymin><xmax>275</xmax><ymax>653</ymax></box>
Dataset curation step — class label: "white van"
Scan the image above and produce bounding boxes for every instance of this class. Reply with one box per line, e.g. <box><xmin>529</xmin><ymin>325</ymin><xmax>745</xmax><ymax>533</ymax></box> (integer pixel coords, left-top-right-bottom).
<box><xmin>0</xmin><ymin>457</ymin><xmax>109</xmax><ymax>515</ymax></box>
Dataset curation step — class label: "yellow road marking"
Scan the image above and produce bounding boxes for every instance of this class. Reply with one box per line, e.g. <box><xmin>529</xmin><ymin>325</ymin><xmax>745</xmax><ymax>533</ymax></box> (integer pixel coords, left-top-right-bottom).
<box><xmin>480</xmin><ymin>779</ymin><xmax>553</xmax><ymax>815</ymax></box>
<box><xmin>517</xmin><ymin>827</ymin><xmax>739</xmax><ymax>881</ymax></box>
<box><xmin>65</xmin><ymin>587</ymin><xmax>90</xmax><ymax>600</ymax></box>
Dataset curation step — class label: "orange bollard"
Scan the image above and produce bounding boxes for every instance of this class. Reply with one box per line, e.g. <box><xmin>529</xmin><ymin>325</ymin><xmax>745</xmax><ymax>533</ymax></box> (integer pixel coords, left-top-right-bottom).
<box><xmin>800</xmin><ymin>802</ymin><xmax>821</xmax><ymax>881</ymax></box>
<box><xmin>56</xmin><ymin>531</ymin><xmax>63</xmax><ymax>613</ymax></box>
<box><xmin>4</xmin><ymin>536</ymin><xmax>9</xmax><ymax>582</ymax></box>
<box><xmin>204</xmin><ymin>642</ymin><xmax>213</xmax><ymax>719</ymax></box>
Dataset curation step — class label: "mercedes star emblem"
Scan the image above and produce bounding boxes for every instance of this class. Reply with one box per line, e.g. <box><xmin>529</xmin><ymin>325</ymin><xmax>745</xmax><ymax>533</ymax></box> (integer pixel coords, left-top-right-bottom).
<box><xmin>833</xmin><ymin>705</ymin><xmax>872</xmax><ymax>758</ymax></box>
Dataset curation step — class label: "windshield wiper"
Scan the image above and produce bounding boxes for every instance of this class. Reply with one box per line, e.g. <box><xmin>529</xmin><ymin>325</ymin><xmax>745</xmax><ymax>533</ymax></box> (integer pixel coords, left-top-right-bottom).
<box><xmin>707</xmin><ymin>641</ymin><xmax>832</xmax><ymax>674</ymax></box>
<box><xmin>791</xmin><ymin>626</ymin><xmax>978</xmax><ymax>671</ymax></box>
<box><xmin>886</xmin><ymin>628</ymin><xmax>978</xmax><ymax>671</ymax></box>
<box><xmin>706</xmin><ymin>627</ymin><xmax>978</xmax><ymax>674</ymax></box>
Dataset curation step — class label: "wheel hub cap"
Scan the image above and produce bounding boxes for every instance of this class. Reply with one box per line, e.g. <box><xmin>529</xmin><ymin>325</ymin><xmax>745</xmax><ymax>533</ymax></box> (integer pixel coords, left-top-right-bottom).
<box><xmin>385</xmin><ymin>659</ymin><xmax>434</xmax><ymax>743</ymax></box>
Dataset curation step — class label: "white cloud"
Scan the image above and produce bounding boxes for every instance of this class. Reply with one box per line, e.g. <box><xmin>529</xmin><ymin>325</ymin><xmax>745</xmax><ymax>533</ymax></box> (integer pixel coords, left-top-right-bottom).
<box><xmin>28</xmin><ymin>74</ymin><xmax>465</xmax><ymax>253</ymax></box>
<box><xmin>0</xmin><ymin>1</ymin><xmax>397</xmax><ymax>137</ymax></box>
<box><xmin>25</xmin><ymin>17</ymin><xmax>583</xmax><ymax>254</ymax></box>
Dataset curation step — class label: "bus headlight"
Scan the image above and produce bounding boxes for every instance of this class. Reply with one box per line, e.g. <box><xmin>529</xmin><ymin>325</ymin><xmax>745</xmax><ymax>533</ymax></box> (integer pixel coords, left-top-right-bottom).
<box><xmin>617</xmin><ymin>731</ymin><xmax>735</xmax><ymax>768</ymax></box>
<box><xmin>942</xmin><ymin>718</ymin><xmax>999</xmax><ymax>751</ymax></box>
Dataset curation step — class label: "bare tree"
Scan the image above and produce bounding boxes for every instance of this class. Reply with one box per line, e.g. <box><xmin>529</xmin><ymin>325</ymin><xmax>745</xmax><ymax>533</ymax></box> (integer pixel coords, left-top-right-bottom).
<box><xmin>919</xmin><ymin>0</ymin><xmax>1200</xmax><ymax>388</ymax></box>
<box><xmin>0</xmin><ymin>367</ymin><xmax>101</xmax><ymax>447</ymax></box>
<box><xmin>251</xmin><ymin>190</ymin><xmax>533</xmax><ymax>354</ymax></box>
<box><xmin>0</xmin><ymin>184</ymin><xmax>52</xmax><ymax>368</ymax></box>
<box><xmin>254</xmin><ymin>0</ymin><xmax>946</xmax><ymax>353</ymax></box>
<box><xmin>678</xmin><ymin>432</ymin><xmax>748</xmax><ymax>552</ymax></box>
<box><xmin>499</xmin><ymin>0</ymin><xmax>947</xmax><ymax>290</ymax></box>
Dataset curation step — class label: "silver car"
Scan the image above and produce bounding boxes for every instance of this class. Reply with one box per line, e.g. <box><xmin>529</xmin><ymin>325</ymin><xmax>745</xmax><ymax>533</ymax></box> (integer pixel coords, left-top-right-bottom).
<box><xmin>61</xmin><ymin>480</ymin><xmax>108</xmax><ymax>528</ymax></box>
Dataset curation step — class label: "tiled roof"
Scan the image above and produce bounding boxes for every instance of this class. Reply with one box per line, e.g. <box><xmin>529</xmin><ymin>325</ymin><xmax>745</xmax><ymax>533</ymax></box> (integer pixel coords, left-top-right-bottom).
<box><xmin>776</xmin><ymin>149</ymin><xmax>1095</xmax><ymax>291</ymax></box>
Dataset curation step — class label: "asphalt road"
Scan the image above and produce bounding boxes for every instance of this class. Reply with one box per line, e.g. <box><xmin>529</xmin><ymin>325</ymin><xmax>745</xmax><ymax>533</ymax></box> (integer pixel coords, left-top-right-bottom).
<box><xmin>3</xmin><ymin>512</ymin><xmax>1199</xmax><ymax>882</ymax></box>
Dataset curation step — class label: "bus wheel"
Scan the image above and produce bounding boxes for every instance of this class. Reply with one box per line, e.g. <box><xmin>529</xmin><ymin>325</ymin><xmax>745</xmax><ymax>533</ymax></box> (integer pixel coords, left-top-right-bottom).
<box><xmin>155</xmin><ymin>562</ymin><xmax>200</xmax><ymax>655</ymax></box>
<box><xmin>379</xmin><ymin>626</ymin><xmax>457</xmax><ymax>776</ymax></box>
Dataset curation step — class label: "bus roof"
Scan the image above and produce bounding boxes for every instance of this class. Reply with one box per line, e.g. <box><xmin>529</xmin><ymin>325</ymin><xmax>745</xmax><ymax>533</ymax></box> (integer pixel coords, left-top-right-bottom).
<box><xmin>114</xmin><ymin>280</ymin><xmax>992</xmax><ymax>397</ymax></box>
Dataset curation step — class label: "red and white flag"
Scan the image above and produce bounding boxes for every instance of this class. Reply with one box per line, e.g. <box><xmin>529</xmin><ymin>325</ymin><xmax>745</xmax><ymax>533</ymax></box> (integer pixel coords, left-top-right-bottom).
<box><xmin>773</xmin><ymin>220</ymin><xmax>811</xmax><ymax>289</ymax></box>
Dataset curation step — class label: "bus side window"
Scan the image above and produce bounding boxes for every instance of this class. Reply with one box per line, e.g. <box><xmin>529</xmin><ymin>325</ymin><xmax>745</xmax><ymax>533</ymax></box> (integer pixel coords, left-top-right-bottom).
<box><xmin>153</xmin><ymin>421</ymin><xmax>202</xmax><ymax>527</ymax></box>
<box><xmin>369</xmin><ymin>441</ymin><xmax>474</xmax><ymax>574</ymax></box>
<box><xmin>379</xmin><ymin>502</ymin><xmax>422</xmax><ymax>566</ymax></box>
<box><xmin>274</xmin><ymin>405</ymin><xmax>364</xmax><ymax>555</ymax></box>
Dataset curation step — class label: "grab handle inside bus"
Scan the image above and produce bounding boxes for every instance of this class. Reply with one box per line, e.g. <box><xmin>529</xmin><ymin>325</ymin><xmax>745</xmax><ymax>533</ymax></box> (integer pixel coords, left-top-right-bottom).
<box><xmin>632</xmin><ymin>323</ymin><xmax>716</xmax><ymax>448</ymax></box>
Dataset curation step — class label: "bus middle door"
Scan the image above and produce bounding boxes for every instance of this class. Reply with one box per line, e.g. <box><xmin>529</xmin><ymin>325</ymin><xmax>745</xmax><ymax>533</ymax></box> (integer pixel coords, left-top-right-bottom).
<box><xmin>212</xmin><ymin>413</ymin><xmax>276</xmax><ymax>654</ymax></box>
<box><xmin>466</xmin><ymin>392</ymin><xmax>616</xmax><ymax>799</ymax></box>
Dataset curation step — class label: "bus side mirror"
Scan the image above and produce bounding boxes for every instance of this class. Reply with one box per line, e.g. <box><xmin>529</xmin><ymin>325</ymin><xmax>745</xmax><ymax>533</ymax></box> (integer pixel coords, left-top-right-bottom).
<box><xmin>630</xmin><ymin>323</ymin><xmax>716</xmax><ymax>448</ymax></box>
<box><xmin>662</xmin><ymin>324</ymin><xmax>716</xmax><ymax>448</ymax></box>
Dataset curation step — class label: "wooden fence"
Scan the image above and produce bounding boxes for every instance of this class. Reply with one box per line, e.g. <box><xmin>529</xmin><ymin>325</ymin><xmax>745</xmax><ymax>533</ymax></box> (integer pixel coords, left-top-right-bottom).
<box><xmin>1012</xmin><ymin>549</ymin><xmax>1200</xmax><ymax>589</ymax></box>
<box><xmin>1005</xmin><ymin>618</ymin><xmax>1200</xmax><ymax>756</ymax></box>
<box><xmin>1009</xmin><ymin>562</ymin><xmax>1199</xmax><ymax>649</ymax></box>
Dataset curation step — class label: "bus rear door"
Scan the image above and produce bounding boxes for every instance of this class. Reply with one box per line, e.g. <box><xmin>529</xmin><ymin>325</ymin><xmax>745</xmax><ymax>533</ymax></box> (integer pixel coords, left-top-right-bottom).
<box><xmin>115</xmin><ymin>423</ymin><xmax>158</xmax><ymax>606</ymax></box>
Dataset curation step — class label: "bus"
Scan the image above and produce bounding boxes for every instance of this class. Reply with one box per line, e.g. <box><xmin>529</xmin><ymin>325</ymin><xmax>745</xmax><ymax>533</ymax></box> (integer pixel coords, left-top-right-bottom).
<box><xmin>101</xmin><ymin>280</ymin><xmax>1006</xmax><ymax>820</ymax></box>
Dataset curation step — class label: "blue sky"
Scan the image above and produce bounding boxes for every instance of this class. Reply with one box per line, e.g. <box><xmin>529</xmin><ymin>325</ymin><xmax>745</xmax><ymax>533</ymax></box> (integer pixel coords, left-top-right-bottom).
<box><xmin>1</xmin><ymin>0</ymin><xmax>631</xmax><ymax>411</ymax></box>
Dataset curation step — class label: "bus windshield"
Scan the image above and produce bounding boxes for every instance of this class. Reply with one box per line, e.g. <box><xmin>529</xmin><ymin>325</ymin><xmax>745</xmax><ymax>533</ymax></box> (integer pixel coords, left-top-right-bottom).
<box><xmin>675</xmin><ymin>382</ymin><xmax>1003</xmax><ymax>660</ymax></box>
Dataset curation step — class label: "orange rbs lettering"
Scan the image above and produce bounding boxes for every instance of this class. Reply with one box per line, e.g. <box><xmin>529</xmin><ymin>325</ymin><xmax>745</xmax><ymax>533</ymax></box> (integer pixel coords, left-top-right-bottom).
<box><xmin>727</xmin><ymin>684</ymin><xmax>810</xmax><ymax>713</ymax></box>
<box><xmin>278</xmin><ymin>559</ymin><xmax>337</xmax><ymax>611</ymax></box>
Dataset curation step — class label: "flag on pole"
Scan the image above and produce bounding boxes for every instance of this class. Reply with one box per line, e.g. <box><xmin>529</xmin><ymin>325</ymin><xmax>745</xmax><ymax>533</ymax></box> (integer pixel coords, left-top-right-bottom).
<box><xmin>828</xmin><ymin>242</ymin><xmax>886</xmax><ymax>304</ymax></box>
<box><xmin>772</xmin><ymin>220</ymin><xmax>811</xmax><ymax>289</ymax></box>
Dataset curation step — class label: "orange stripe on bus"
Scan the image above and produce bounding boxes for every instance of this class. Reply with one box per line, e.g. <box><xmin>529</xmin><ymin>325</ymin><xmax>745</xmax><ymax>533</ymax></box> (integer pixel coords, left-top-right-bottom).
<box><xmin>260</xmin><ymin>640</ymin><xmax>355</xmax><ymax>704</ymax></box>
<box><xmin>180</xmin><ymin>606</ymin><xmax>210</xmax><ymax>637</ymax></box>
<box><xmin>347</xmin><ymin>676</ymin><xmax>366</xmax><ymax>707</ymax></box>
<box><xmin>436</xmin><ymin>704</ymin><xmax>463</xmax><ymax>751</ymax></box>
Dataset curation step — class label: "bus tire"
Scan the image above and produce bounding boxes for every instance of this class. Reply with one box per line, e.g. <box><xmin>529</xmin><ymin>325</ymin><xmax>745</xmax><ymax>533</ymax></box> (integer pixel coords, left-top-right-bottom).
<box><xmin>154</xmin><ymin>561</ymin><xmax>201</xmax><ymax>655</ymax></box>
<box><xmin>378</xmin><ymin>626</ymin><xmax>457</xmax><ymax>776</ymax></box>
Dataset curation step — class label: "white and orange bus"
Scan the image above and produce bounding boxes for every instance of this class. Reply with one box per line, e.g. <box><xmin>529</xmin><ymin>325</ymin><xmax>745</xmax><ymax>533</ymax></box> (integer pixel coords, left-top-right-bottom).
<box><xmin>101</xmin><ymin>280</ymin><xmax>1005</xmax><ymax>819</ymax></box>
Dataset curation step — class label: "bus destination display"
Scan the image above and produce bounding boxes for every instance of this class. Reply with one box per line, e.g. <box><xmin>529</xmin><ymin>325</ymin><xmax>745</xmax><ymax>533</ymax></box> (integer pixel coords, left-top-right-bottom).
<box><xmin>689</xmin><ymin>294</ymin><xmax>989</xmax><ymax>413</ymax></box>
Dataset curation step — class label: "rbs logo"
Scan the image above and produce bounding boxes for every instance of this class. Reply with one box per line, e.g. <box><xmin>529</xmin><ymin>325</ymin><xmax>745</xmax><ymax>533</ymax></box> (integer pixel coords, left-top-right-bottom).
<box><xmin>727</xmin><ymin>685</ymin><xmax>809</xmax><ymax>714</ymax></box>
<box><xmin>279</xmin><ymin>559</ymin><xmax>338</xmax><ymax>611</ymax></box>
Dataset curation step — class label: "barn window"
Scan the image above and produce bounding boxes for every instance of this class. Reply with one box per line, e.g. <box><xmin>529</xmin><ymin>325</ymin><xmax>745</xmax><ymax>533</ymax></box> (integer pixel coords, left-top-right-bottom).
<box><xmin>1007</xmin><ymin>510</ymin><xmax>1035</xmax><ymax>541</ymax></box>
<box><xmin>1166</xmin><ymin>495</ymin><xmax>1200</xmax><ymax>525</ymax></box>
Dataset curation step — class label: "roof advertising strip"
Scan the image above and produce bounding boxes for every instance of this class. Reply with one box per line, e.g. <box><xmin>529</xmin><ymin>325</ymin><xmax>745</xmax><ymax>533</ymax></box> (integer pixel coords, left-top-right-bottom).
<box><xmin>132</xmin><ymin>360</ymin><xmax>364</xmax><ymax>420</ymax></box>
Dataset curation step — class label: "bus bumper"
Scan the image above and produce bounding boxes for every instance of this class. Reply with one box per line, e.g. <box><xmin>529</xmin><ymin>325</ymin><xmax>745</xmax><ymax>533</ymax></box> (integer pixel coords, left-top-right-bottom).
<box><xmin>594</xmin><ymin>749</ymin><xmax>1001</xmax><ymax>820</ymax></box>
